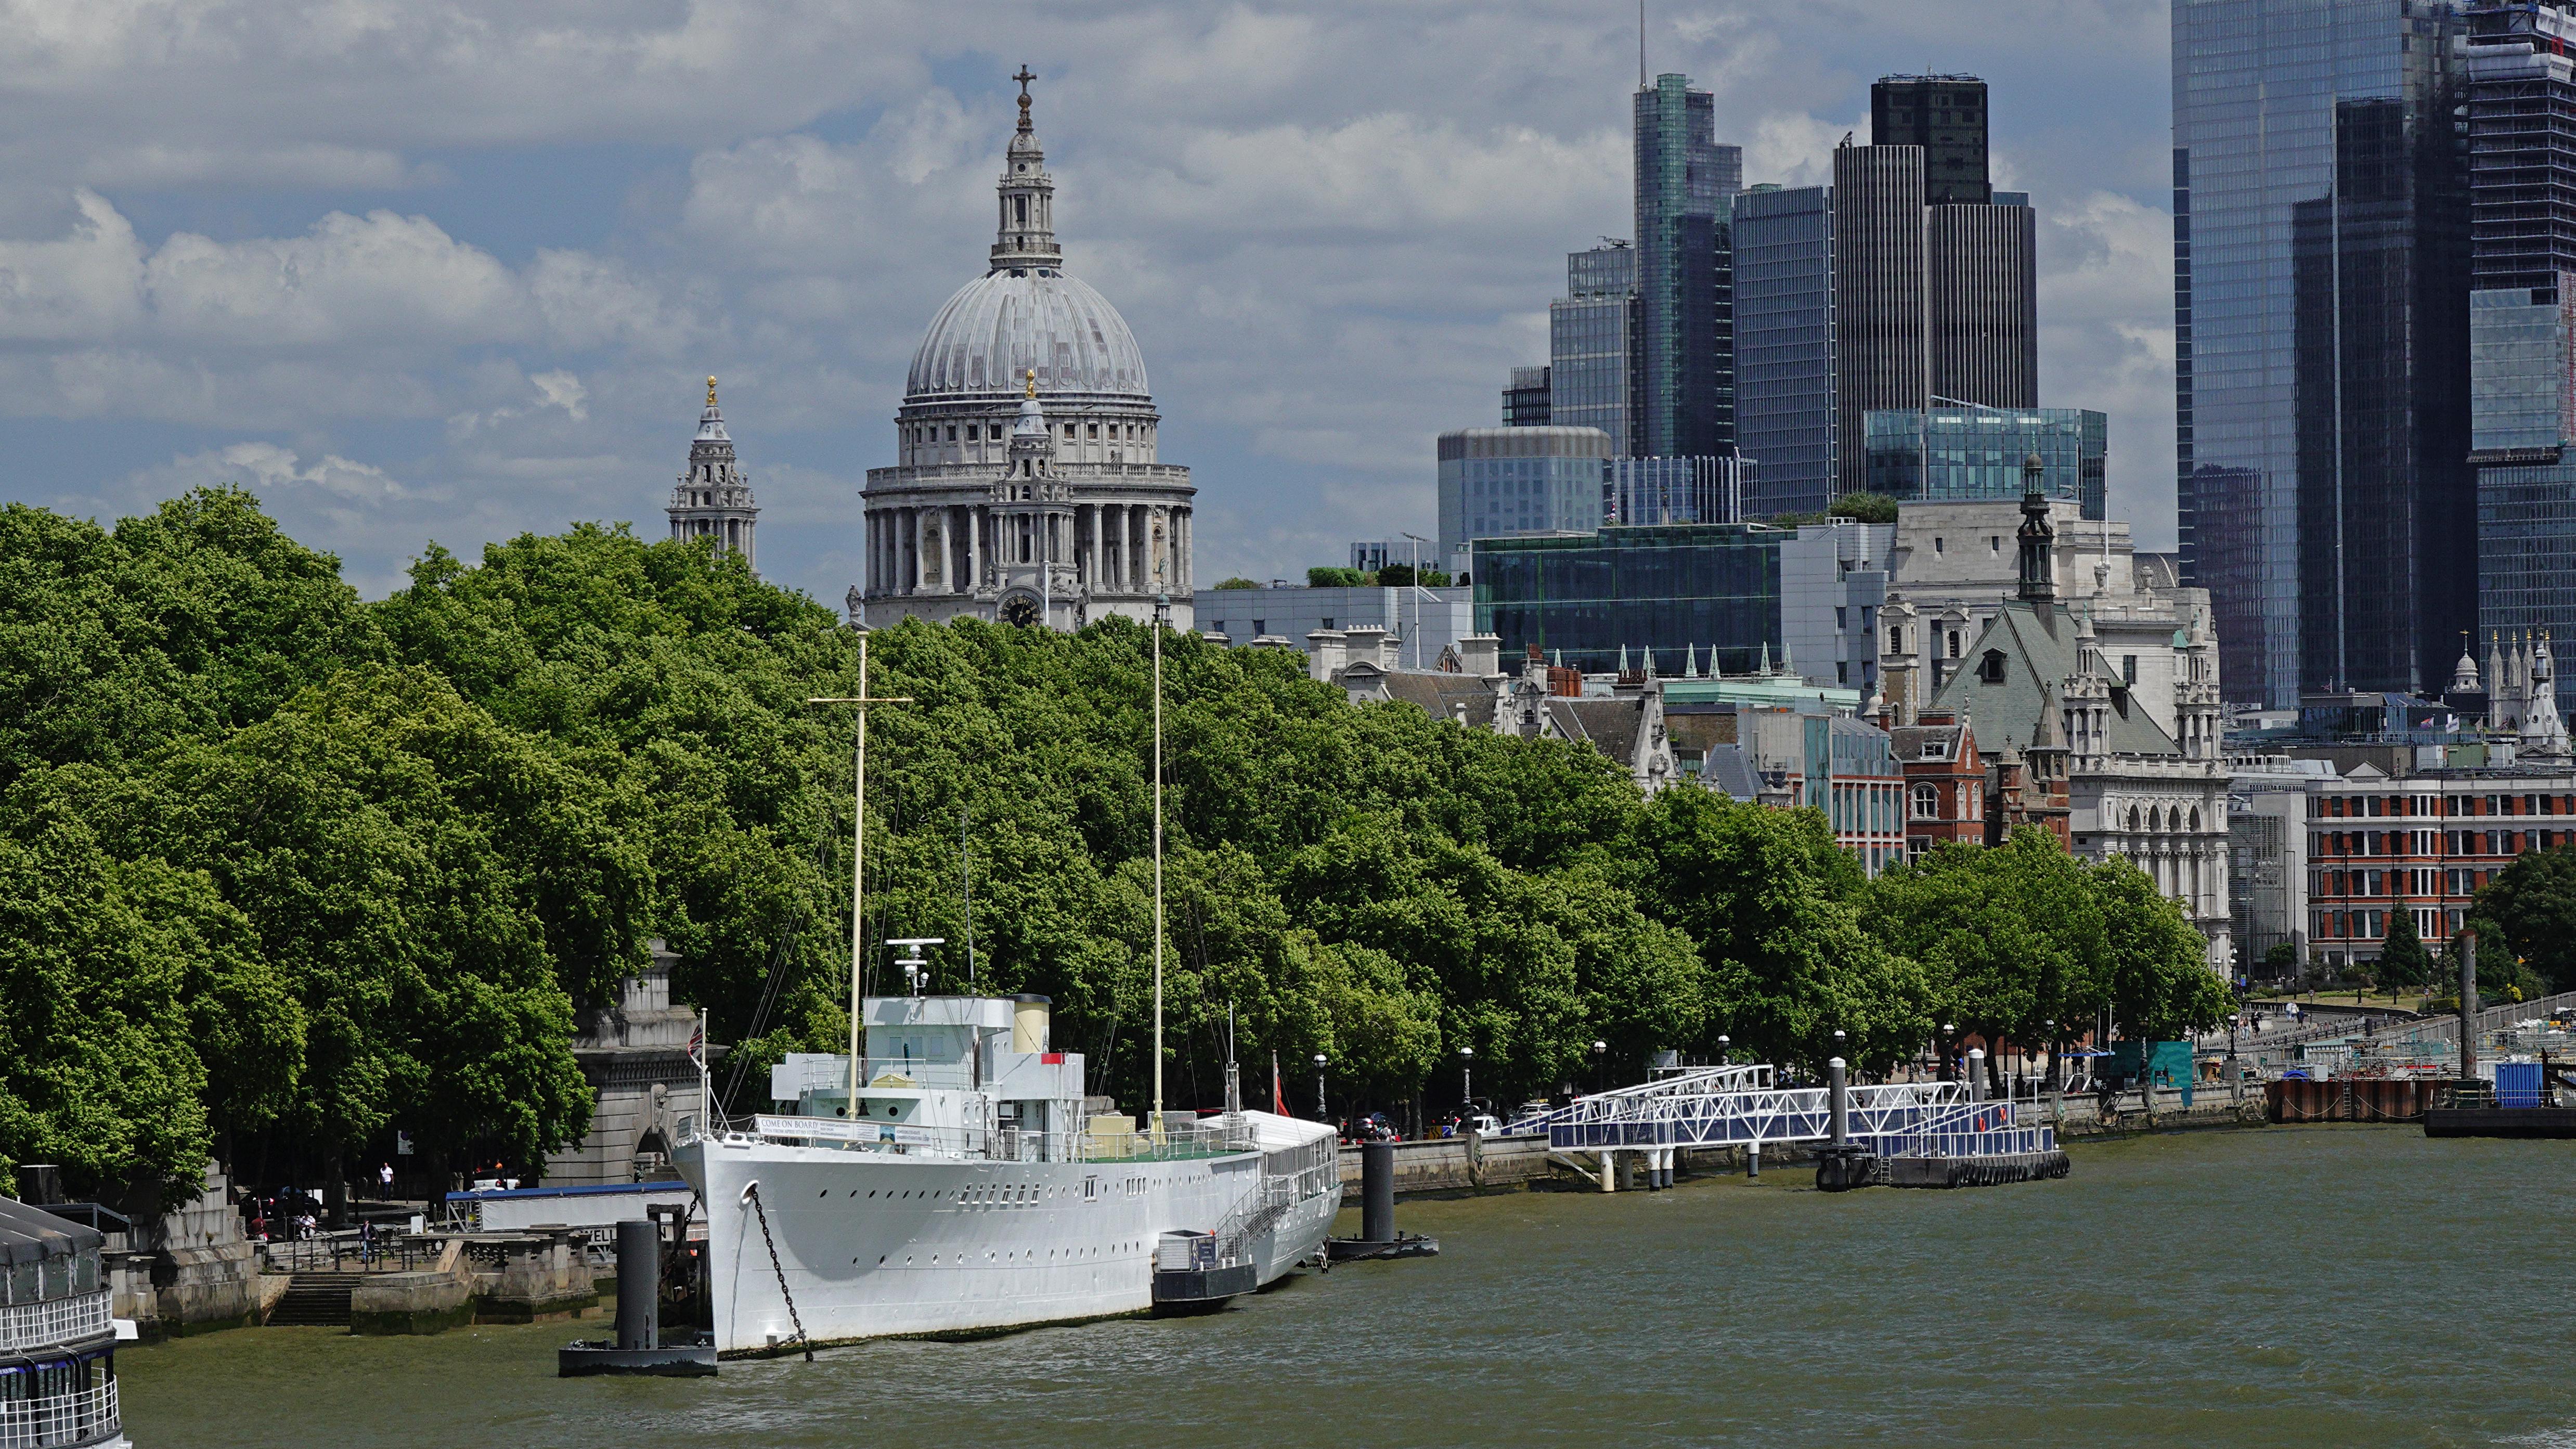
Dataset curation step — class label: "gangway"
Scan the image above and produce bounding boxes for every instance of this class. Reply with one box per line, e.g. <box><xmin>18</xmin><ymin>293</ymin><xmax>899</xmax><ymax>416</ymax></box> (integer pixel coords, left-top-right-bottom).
<box><xmin>1509</xmin><ymin>1064</ymin><xmax>2057</xmax><ymax>1190</ymax></box>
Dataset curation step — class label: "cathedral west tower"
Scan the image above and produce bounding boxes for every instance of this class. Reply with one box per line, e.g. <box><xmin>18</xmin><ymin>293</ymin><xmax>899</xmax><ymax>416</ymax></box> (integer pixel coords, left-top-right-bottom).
<box><xmin>669</xmin><ymin>374</ymin><xmax>759</xmax><ymax>576</ymax></box>
<box><xmin>853</xmin><ymin>69</ymin><xmax>1195</xmax><ymax>631</ymax></box>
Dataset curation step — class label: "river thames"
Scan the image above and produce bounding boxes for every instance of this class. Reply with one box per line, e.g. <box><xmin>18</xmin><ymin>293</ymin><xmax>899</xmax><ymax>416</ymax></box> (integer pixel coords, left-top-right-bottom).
<box><xmin>123</xmin><ymin>1125</ymin><xmax>2573</xmax><ymax>1447</ymax></box>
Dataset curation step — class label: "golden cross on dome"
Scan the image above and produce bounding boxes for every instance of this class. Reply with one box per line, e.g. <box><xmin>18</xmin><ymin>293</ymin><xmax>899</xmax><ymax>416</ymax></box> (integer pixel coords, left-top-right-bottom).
<box><xmin>706</xmin><ymin>374</ymin><xmax>718</xmax><ymax>407</ymax></box>
<box><xmin>1025</xmin><ymin>368</ymin><xmax>1037</xmax><ymax>399</ymax></box>
<box><xmin>1014</xmin><ymin>65</ymin><xmax>1035</xmax><ymax>100</ymax></box>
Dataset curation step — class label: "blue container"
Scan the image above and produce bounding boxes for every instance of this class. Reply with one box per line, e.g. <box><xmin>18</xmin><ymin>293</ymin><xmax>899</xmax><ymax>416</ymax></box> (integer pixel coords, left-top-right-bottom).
<box><xmin>2495</xmin><ymin>1062</ymin><xmax>2544</xmax><ymax>1110</ymax></box>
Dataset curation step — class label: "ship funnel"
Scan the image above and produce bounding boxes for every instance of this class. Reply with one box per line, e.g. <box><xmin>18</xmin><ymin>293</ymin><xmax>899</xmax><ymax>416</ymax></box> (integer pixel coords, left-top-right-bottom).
<box><xmin>1013</xmin><ymin>993</ymin><xmax>1052</xmax><ymax>1053</ymax></box>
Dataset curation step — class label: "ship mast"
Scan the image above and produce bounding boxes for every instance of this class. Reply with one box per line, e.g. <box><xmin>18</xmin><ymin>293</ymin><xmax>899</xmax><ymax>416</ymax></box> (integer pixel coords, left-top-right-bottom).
<box><xmin>810</xmin><ymin>628</ymin><xmax>911</xmax><ymax>1121</ymax></box>
<box><xmin>1152</xmin><ymin>588</ymin><xmax>1167</xmax><ymax>1135</ymax></box>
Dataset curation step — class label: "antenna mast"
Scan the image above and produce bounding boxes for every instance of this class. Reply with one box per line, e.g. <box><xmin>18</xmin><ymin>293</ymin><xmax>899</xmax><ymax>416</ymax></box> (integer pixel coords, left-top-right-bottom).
<box><xmin>1639</xmin><ymin>0</ymin><xmax>1646</xmax><ymax>88</ymax></box>
<box><xmin>808</xmin><ymin>636</ymin><xmax>912</xmax><ymax>1123</ymax></box>
<box><xmin>1152</xmin><ymin>588</ymin><xmax>1169</xmax><ymax>1135</ymax></box>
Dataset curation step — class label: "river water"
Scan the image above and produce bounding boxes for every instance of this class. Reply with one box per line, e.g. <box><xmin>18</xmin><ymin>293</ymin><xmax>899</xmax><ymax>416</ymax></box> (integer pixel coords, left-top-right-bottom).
<box><xmin>124</xmin><ymin>1127</ymin><xmax>2574</xmax><ymax>1448</ymax></box>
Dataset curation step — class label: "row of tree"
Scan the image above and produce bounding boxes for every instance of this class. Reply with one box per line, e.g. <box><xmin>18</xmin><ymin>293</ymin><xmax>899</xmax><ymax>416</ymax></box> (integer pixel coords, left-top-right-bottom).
<box><xmin>0</xmin><ymin>489</ymin><xmax>2236</xmax><ymax>1205</ymax></box>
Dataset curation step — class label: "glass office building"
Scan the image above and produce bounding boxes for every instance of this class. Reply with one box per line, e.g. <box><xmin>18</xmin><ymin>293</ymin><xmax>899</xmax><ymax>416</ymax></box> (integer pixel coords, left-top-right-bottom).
<box><xmin>1436</xmin><ymin>426</ymin><xmax>1616</xmax><ymax>575</ymax></box>
<box><xmin>1606</xmin><ymin>455</ymin><xmax>1750</xmax><ymax>527</ymax></box>
<box><xmin>1549</xmin><ymin>244</ymin><xmax>1637</xmax><ymax>457</ymax></box>
<box><xmin>1862</xmin><ymin>406</ymin><xmax>2106</xmax><ymax>519</ymax></box>
<box><xmin>2470</xmin><ymin>282</ymin><xmax>2576</xmax><ymax>714</ymax></box>
<box><xmin>2173</xmin><ymin>0</ymin><xmax>2474</xmax><ymax>705</ymax></box>
<box><xmin>1734</xmin><ymin>184</ymin><xmax>1836</xmax><ymax>517</ymax></box>
<box><xmin>1635</xmin><ymin>73</ymin><xmax>1740</xmax><ymax>459</ymax></box>
<box><xmin>1473</xmin><ymin>524</ymin><xmax>1784</xmax><ymax>676</ymax></box>
<box><xmin>1871</xmin><ymin>75</ymin><xmax>1992</xmax><ymax>206</ymax></box>
<box><xmin>1503</xmin><ymin>365</ymin><xmax>1551</xmax><ymax>425</ymax></box>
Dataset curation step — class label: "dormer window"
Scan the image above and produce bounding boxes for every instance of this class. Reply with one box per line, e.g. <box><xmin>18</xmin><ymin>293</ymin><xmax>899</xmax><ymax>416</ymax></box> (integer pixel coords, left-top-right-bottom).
<box><xmin>1921</xmin><ymin>740</ymin><xmax>1943</xmax><ymax>759</ymax></box>
<box><xmin>1977</xmin><ymin>650</ymin><xmax>2007</xmax><ymax>684</ymax></box>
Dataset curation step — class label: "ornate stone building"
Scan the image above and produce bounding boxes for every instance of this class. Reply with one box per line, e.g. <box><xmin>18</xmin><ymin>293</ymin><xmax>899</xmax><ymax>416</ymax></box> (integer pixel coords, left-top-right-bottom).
<box><xmin>855</xmin><ymin>73</ymin><xmax>1194</xmax><ymax>630</ymax></box>
<box><xmin>1895</xmin><ymin>481</ymin><xmax>2233</xmax><ymax>967</ymax></box>
<box><xmin>667</xmin><ymin>376</ymin><xmax>759</xmax><ymax>575</ymax></box>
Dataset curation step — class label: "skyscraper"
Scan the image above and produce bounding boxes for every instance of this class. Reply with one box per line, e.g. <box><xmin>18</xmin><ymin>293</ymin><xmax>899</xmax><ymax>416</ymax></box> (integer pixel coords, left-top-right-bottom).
<box><xmin>1829</xmin><ymin>79</ymin><xmax>2037</xmax><ymax>496</ymax></box>
<box><xmin>2173</xmin><ymin>0</ymin><xmax>2473</xmax><ymax>705</ymax></box>
<box><xmin>1549</xmin><ymin>243</ymin><xmax>1639</xmax><ymax>457</ymax></box>
<box><xmin>1734</xmin><ymin>184</ymin><xmax>1837</xmax><ymax>515</ymax></box>
<box><xmin>1503</xmin><ymin>365</ymin><xmax>1552</xmax><ymax>425</ymax></box>
<box><xmin>2467</xmin><ymin>0</ymin><xmax>2576</xmax><ymax>710</ymax></box>
<box><xmin>1870</xmin><ymin>75</ymin><xmax>1992</xmax><ymax>206</ymax></box>
<box><xmin>1634</xmin><ymin>73</ymin><xmax>1741</xmax><ymax>459</ymax></box>
<box><xmin>1832</xmin><ymin>145</ymin><xmax>1929</xmax><ymax>495</ymax></box>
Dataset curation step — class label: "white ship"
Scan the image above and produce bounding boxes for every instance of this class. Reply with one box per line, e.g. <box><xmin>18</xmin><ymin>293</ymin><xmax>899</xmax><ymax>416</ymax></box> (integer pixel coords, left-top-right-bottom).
<box><xmin>676</xmin><ymin>995</ymin><xmax>1338</xmax><ymax>1353</ymax></box>
<box><xmin>674</xmin><ymin>603</ymin><xmax>1338</xmax><ymax>1356</ymax></box>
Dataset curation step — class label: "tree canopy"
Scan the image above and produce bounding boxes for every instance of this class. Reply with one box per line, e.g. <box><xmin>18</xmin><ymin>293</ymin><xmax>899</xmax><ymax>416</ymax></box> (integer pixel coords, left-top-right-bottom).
<box><xmin>0</xmin><ymin>489</ymin><xmax>2241</xmax><ymax>1201</ymax></box>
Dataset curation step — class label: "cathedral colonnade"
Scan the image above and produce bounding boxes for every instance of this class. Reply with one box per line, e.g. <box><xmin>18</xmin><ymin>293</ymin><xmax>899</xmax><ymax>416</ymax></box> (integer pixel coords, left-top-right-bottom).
<box><xmin>865</xmin><ymin>501</ymin><xmax>1191</xmax><ymax>598</ymax></box>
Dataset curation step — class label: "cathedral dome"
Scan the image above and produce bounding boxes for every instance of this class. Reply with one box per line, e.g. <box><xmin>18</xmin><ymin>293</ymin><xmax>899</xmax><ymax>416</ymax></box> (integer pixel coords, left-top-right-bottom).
<box><xmin>904</xmin><ymin>268</ymin><xmax>1149</xmax><ymax>401</ymax></box>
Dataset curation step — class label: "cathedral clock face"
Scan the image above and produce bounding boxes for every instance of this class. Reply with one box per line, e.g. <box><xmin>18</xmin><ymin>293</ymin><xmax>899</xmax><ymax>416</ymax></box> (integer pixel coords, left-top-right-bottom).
<box><xmin>1000</xmin><ymin>594</ymin><xmax>1042</xmax><ymax>628</ymax></box>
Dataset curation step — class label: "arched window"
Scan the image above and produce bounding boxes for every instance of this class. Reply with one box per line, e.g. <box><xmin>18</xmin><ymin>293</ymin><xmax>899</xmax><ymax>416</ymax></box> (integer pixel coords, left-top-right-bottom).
<box><xmin>2127</xmin><ymin>806</ymin><xmax>2141</xmax><ymax>832</ymax></box>
<box><xmin>2190</xmin><ymin>807</ymin><xmax>2202</xmax><ymax>832</ymax></box>
<box><xmin>1911</xmin><ymin>782</ymin><xmax>1940</xmax><ymax>819</ymax></box>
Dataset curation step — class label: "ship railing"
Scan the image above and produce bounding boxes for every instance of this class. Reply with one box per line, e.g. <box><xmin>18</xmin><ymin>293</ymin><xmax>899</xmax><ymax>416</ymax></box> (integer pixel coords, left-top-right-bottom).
<box><xmin>746</xmin><ymin>1116</ymin><xmax>1262</xmax><ymax>1164</ymax></box>
<box><xmin>1853</xmin><ymin>1101</ymin><xmax>2055</xmax><ymax>1159</ymax></box>
<box><xmin>0</xmin><ymin>1291</ymin><xmax>110</xmax><ymax>1354</ymax></box>
<box><xmin>0</xmin><ymin>1378</ymin><xmax>116</xmax><ymax>1449</ymax></box>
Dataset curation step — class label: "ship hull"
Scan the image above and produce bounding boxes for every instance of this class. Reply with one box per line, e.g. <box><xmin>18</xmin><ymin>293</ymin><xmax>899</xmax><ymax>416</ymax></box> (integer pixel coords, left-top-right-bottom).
<box><xmin>681</xmin><ymin>1121</ymin><xmax>1338</xmax><ymax>1353</ymax></box>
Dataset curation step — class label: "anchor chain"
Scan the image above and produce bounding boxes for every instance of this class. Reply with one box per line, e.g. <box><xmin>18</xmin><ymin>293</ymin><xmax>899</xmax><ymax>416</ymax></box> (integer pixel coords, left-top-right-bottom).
<box><xmin>742</xmin><ymin>1181</ymin><xmax>813</xmax><ymax>1361</ymax></box>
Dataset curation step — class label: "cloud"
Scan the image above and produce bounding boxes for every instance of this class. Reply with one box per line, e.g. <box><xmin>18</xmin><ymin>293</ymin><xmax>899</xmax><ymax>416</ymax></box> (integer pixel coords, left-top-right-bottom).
<box><xmin>0</xmin><ymin>0</ymin><xmax>2176</xmax><ymax>599</ymax></box>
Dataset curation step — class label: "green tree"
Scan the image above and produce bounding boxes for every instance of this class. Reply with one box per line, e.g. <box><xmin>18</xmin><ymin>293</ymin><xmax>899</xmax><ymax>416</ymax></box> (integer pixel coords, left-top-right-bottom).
<box><xmin>1827</xmin><ymin>492</ymin><xmax>1901</xmax><ymax>524</ymax></box>
<box><xmin>2375</xmin><ymin>908</ymin><xmax>2432</xmax><ymax>991</ymax></box>
<box><xmin>1306</xmin><ymin>566</ymin><xmax>1365</xmax><ymax>588</ymax></box>
<box><xmin>0</xmin><ymin>488</ymin><xmax>382</xmax><ymax>788</ymax></box>
<box><xmin>2091</xmin><ymin>856</ymin><xmax>2234</xmax><ymax>1039</ymax></box>
<box><xmin>2469</xmin><ymin>847</ymin><xmax>2576</xmax><ymax>994</ymax></box>
<box><xmin>1864</xmin><ymin>829</ymin><xmax>2104</xmax><ymax>1086</ymax></box>
<box><xmin>1627</xmin><ymin>787</ymin><xmax>1927</xmax><ymax>1073</ymax></box>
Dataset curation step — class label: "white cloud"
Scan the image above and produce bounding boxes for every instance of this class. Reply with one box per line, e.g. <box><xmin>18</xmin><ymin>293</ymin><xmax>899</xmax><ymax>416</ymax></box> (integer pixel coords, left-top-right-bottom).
<box><xmin>0</xmin><ymin>0</ymin><xmax>2176</xmax><ymax>599</ymax></box>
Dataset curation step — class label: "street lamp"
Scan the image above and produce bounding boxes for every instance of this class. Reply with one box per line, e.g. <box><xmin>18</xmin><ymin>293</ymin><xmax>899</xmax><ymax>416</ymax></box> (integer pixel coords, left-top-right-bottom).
<box><xmin>1591</xmin><ymin>1039</ymin><xmax>1607</xmax><ymax>1093</ymax></box>
<box><xmin>1942</xmin><ymin>1023</ymin><xmax>1957</xmax><ymax>1082</ymax></box>
<box><xmin>1717</xmin><ymin>1034</ymin><xmax>1730</xmax><ymax>1067</ymax></box>
<box><xmin>1833</xmin><ymin>1029</ymin><xmax>1847</xmax><ymax>1082</ymax></box>
<box><xmin>1459</xmin><ymin>1046</ymin><xmax>1474</xmax><ymax>1115</ymax></box>
<box><xmin>1399</xmin><ymin>531</ymin><xmax>1432</xmax><ymax>670</ymax></box>
<box><xmin>1313</xmin><ymin>1054</ymin><xmax>1328</xmax><ymax>1123</ymax></box>
<box><xmin>2042</xmin><ymin>1019</ymin><xmax>2056</xmax><ymax>1089</ymax></box>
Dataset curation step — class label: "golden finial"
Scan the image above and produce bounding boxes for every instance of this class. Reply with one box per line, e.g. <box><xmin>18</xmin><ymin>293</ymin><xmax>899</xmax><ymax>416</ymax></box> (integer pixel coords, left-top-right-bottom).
<box><xmin>706</xmin><ymin>374</ymin><xmax>718</xmax><ymax>408</ymax></box>
<box><xmin>1025</xmin><ymin>368</ymin><xmax>1038</xmax><ymax>400</ymax></box>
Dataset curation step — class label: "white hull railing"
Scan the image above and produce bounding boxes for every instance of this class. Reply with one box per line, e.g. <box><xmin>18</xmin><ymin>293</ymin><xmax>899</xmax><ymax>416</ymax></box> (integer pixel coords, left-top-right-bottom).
<box><xmin>0</xmin><ymin>1292</ymin><xmax>110</xmax><ymax>1355</ymax></box>
<box><xmin>743</xmin><ymin>1114</ymin><xmax>1263</xmax><ymax>1164</ymax></box>
<box><xmin>0</xmin><ymin>1379</ymin><xmax>118</xmax><ymax>1449</ymax></box>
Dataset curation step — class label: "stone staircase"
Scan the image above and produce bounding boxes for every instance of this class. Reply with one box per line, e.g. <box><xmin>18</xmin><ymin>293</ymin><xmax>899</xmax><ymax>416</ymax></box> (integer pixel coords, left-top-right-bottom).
<box><xmin>266</xmin><ymin>1272</ymin><xmax>363</xmax><ymax>1327</ymax></box>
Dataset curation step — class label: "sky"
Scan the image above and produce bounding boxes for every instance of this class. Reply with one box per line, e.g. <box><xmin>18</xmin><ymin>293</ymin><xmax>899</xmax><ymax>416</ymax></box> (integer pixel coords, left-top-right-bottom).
<box><xmin>0</xmin><ymin>0</ymin><xmax>2175</xmax><ymax>605</ymax></box>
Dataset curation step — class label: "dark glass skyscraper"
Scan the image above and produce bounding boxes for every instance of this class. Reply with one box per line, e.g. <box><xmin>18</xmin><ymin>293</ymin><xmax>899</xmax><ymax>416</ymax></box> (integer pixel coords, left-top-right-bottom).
<box><xmin>1828</xmin><ymin>79</ymin><xmax>2037</xmax><ymax>495</ymax></box>
<box><xmin>1634</xmin><ymin>73</ymin><xmax>1741</xmax><ymax>459</ymax></box>
<box><xmin>1734</xmin><ymin>184</ymin><xmax>1836</xmax><ymax>515</ymax></box>
<box><xmin>2467</xmin><ymin>1</ymin><xmax>2576</xmax><ymax>292</ymax></box>
<box><xmin>1871</xmin><ymin>75</ymin><xmax>1992</xmax><ymax>206</ymax></box>
<box><xmin>2173</xmin><ymin>0</ymin><xmax>2473</xmax><ymax>705</ymax></box>
<box><xmin>2467</xmin><ymin>0</ymin><xmax>2576</xmax><ymax>710</ymax></box>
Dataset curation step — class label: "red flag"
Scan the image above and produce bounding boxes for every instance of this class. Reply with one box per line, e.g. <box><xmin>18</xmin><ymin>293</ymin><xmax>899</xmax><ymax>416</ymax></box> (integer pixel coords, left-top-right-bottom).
<box><xmin>1272</xmin><ymin>1051</ymin><xmax>1288</xmax><ymax>1117</ymax></box>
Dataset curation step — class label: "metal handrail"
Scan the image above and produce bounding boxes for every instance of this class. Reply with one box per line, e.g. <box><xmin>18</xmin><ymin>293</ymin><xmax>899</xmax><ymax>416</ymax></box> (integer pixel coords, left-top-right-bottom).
<box><xmin>743</xmin><ymin>1114</ymin><xmax>1262</xmax><ymax>1165</ymax></box>
<box><xmin>0</xmin><ymin>1378</ymin><xmax>117</xmax><ymax>1449</ymax></box>
<box><xmin>0</xmin><ymin>1292</ymin><xmax>110</xmax><ymax>1354</ymax></box>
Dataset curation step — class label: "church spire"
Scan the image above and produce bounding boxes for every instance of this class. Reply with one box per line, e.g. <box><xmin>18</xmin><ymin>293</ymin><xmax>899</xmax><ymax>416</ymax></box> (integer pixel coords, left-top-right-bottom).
<box><xmin>2015</xmin><ymin>451</ymin><xmax>2055</xmax><ymax>603</ymax></box>
<box><xmin>991</xmin><ymin>66</ymin><xmax>1062</xmax><ymax>274</ymax></box>
<box><xmin>668</xmin><ymin>374</ymin><xmax>759</xmax><ymax>576</ymax></box>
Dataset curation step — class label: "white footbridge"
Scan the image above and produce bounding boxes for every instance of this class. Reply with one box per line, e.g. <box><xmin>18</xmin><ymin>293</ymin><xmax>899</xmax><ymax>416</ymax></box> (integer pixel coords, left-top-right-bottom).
<box><xmin>1510</xmin><ymin>1064</ymin><xmax>2056</xmax><ymax>1189</ymax></box>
